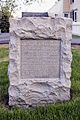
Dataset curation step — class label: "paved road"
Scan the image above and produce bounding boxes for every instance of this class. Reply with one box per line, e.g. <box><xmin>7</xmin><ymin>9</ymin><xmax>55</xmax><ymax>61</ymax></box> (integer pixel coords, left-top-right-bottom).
<box><xmin>0</xmin><ymin>33</ymin><xmax>80</xmax><ymax>45</ymax></box>
<box><xmin>72</xmin><ymin>37</ymin><xmax>80</xmax><ymax>45</ymax></box>
<box><xmin>0</xmin><ymin>33</ymin><xmax>10</xmax><ymax>44</ymax></box>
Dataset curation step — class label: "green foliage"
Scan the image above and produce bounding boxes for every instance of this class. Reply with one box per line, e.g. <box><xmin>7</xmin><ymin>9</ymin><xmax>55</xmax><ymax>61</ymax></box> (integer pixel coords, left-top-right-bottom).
<box><xmin>0</xmin><ymin>0</ymin><xmax>17</xmax><ymax>16</ymax></box>
<box><xmin>0</xmin><ymin>0</ymin><xmax>17</xmax><ymax>32</ymax></box>
<box><xmin>0</xmin><ymin>14</ymin><xmax>10</xmax><ymax>33</ymax></box>
<box><xmin>0</xmin><ymin>45</ymin><xmax>80</xmax><ymax>120</ymax></box>
<box><xmin>0</xmin><ymin>0</ymin><xmax>36</xmax><ymax>32</ymax></box>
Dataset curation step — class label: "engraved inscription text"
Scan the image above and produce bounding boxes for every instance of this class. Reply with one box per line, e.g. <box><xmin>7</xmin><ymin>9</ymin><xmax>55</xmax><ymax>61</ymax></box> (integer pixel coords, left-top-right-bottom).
<box><xmin>20</xmin><ymin>40</ymin><xmax>61</xmax><ymax>79</ymax></box>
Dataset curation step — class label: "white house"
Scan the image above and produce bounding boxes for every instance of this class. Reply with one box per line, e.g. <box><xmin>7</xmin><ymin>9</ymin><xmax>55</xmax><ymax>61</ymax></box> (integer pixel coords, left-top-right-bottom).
<box><xmin>48</xmin><ymin>0</ymin><xmax>64</xmax><ymax>17</ymax></box>
<box><xmin>48</xmin><ymin>0</ymin><xmax>80</xmax><ymax>36</ymax></box>
<box><xmin>70</xmin><ymin>0</ymin><xmax>80</xmax><ymax>36</ymax></box>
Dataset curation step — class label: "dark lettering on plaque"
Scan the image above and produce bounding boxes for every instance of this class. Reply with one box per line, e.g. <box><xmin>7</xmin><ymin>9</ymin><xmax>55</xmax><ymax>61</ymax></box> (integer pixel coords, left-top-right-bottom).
<box><xmin>20</xmin><ymin>39</ymin><xmax>61</xmax><ymax>79</ymax></box>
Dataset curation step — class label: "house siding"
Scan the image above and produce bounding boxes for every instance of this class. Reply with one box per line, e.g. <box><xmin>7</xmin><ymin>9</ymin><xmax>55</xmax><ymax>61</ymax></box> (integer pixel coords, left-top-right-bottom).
<box><xmin>63</xmin><ymin>0</ymin><xmax>70</xmax><ymax>12</ymax></box>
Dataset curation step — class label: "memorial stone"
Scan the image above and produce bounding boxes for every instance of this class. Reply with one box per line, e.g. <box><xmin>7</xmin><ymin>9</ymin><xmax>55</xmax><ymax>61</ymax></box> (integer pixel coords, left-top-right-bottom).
<box><xmin>8</xmin><ymin>17</ymin><xmax>72</xmax><ymax>107</ymax></box>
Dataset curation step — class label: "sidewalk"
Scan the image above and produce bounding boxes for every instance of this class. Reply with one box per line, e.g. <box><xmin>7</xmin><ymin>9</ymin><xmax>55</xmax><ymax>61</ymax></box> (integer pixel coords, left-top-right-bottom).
<box><xmin>72</xmin><ymin>35</ymin><xmax>80</xmax><ymax>45</ymax></box>
<box><xmin>0</xmin><ymin>33</ymin><xmax>10</xmax><ymax>44</ymax></box>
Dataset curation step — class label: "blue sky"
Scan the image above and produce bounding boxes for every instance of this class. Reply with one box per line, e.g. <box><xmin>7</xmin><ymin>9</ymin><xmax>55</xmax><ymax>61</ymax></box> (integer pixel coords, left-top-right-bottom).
<box><xmin>14</xmin><ymin>0</ymin><xmax>57</xmax><ymax>17</ymax></box>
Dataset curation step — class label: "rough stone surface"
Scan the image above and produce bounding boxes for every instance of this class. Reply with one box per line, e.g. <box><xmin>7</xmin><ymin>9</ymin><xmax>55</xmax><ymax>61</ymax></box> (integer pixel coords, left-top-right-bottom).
<box><xmin>8</xmin><ymin>17</ymin><xmax>72</xmax><ymax>107</ymax></box>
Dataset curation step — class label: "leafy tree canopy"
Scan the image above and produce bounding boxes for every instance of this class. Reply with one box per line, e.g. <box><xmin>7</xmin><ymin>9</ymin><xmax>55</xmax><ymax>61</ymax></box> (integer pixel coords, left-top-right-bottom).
<box><xmin>0</xmin><ymin>0</ymin><xmax>41</xmax><ymax>32</ymax></box>
<box><xmin>0</xmin><ymin>0</ymin><xmax>17</xmax><ymax>17</ymax></box>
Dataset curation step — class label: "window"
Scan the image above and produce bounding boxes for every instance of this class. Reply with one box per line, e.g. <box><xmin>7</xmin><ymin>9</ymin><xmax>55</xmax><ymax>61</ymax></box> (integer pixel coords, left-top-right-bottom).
<box><xmin>72</xmin><ymin>0</ymin><xmax>74</xmax><ymax>3</ymax></box>
<box><xmin>70</xmin><ymin>0</ymin><xmax>74</xmax><ymax>4</ymax></box>
<box><xmin>55</xmin><ymin>14</ymin><xmax>58</xmax><ymax>17</ymax></box>
<box><xmin>74</xmin><ymin>11</ymin><xmax>77</xmax><ymax>22</ymax></box>
<box><xmin>64</xmin><ymin>13</ymin><xmax>68</xmax><ymax>18</ymax></box>
<box><xmin>70</xmin><ymin>10</ymin><xmax>77</xmax><ymax>22</ymax></box>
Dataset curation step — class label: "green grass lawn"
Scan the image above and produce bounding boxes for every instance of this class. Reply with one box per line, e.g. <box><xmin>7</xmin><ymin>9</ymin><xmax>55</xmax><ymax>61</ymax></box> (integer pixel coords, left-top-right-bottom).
<box><xmin>0</xmin><ymin>45</ymin><xmax>80</xmax><ymax>120</ymax></box>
